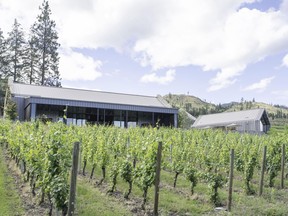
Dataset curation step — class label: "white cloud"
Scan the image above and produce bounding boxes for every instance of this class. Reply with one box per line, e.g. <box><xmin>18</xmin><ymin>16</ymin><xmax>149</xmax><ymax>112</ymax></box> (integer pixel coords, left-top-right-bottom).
<box><xmin>1</xmin><ymin>0</ymin><xmax>288</xmax><ymax>89</ymax></box>
<box><xmin>208</xmin><ymin>65</ymin><xmax>245</xmax><ymax>91</ymax></box>
<box><xmin>133</xmin><ymin>1</ymin><xmax>288</xmax><ymax>90</ymax></box>
<box><xmin>282</xmin><ymin>54</ymin><xmax>288</xmax><ymax>67</ymax></box>
<box><xmin>140</xmin><ymin>69</ymin><xmax>175</xmax><ymax>85</ymax></box>
<box><xmin>59</xmin><ymin>48</ymin><xmax>102</xmax><ymax>81</ymax></box>
<box><xmin>0</xmin><ymin>0</ymin><xmax>38</xmax><ymax>36</ymax></box>
<box><xmin>243</xmin><ymin>76</ymin><xmax>275</xmax><ymax>92</ymax></box>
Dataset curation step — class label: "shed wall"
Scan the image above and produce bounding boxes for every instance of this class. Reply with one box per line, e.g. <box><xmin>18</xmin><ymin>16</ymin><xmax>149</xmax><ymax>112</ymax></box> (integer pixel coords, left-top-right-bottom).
<box><xmin>12</xmin><ymin>97</ymin><xmax>25</xmax><ymax>121</ymax></box>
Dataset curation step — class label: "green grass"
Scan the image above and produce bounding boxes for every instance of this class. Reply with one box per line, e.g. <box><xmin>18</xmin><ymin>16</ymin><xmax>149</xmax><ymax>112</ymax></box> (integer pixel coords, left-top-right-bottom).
<box><xmin>80</xmin><ymin>163</ymin><xmax>215</xmax><ymax>215</ymax></box>
<box><xmin>0</xmin><ymin>146</ymin><xmax>23</xmax><ymax>216</ymax></box>
<box><xmin>79</xmin><ymin>160</ymin><xmax>288</xmax><ymax>215</ymax></box>
<box><xmin>76</xmin><ymin>177</ymin><xmax>132</xmax><ymax>216</ymax></box>
<box><xmin>1</xmin><ymin>149</ymin><xmax>288</xmax><ymax>216</ymax></box>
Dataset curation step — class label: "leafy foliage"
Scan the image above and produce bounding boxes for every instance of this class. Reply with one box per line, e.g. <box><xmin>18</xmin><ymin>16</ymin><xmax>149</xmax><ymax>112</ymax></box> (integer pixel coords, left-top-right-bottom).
<box><xmin>1</xmin><ymin>120</ymin><xmax>288</xmax><ymax>213</ymax></box>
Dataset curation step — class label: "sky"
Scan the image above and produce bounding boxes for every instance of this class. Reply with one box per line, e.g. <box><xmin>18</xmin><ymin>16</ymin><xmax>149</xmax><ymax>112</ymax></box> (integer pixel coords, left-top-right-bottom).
<box><xmin>0</xmin><ymin>0</ymin><xmax>288</xmax><ymax>106</ymax></box>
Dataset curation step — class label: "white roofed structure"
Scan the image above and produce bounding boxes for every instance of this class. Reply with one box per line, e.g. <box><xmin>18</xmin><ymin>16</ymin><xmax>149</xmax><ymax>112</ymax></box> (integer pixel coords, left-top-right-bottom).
<box><xmin>192</xmin><ymin>109</ymin><xmax>270</xmax><ymax>134</ymax></box>
<box><xmin>9</xmin><ymin>81</ymin><xmax>178</xmax><ymax>127</ymax></box>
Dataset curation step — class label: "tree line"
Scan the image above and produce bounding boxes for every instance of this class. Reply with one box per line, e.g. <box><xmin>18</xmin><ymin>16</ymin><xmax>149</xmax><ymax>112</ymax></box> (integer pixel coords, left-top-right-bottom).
<box><xmin>0</xmin><ymin>0</ymin><xmax>61</xmax><ymax>86</ymax></box>
<box><xmin>0</xmin><ymin>0</ymin><xmax>61</xmax><ymax>116</ymax></box>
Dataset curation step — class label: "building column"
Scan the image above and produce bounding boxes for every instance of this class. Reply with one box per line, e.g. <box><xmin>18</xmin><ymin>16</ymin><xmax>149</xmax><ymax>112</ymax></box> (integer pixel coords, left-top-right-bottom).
<box><xmin>152</xmin><ymin>112</ymin><xmax>155</xmax><ymax>127</ymax></box>
<box><xmin>97</xmin><ymin>108</ymin><xmax>99</xmax><ymax>124</ymax></box>
<box><xmin>125</xmin><ymin>111</ymin><xmax>128</xmax><ymax>128</ymax></box>
<box><xmin>174</xmin><ymin>113</ymin><xmax>178</xmax><ymax>128</ymax></box>
<box><xmin>30</xmin><ymin>103</ymin><xmax>36</xmax><ymax>121</ymax></box>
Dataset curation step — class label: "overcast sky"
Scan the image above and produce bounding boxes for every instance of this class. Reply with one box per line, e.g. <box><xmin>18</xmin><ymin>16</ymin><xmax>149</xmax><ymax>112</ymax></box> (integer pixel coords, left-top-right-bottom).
<box><xmin>1</xmin><ymin>0</ymin><xmax>288</xmax><ymax>105</ymax></box>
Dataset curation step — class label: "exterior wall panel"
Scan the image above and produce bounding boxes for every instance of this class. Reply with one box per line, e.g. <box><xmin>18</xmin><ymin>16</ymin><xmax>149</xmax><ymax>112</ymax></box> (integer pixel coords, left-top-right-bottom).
<box><xmin>12</xmin><ymin>97</ymin><xmax>25</xmax><ymax>121</ymax></box>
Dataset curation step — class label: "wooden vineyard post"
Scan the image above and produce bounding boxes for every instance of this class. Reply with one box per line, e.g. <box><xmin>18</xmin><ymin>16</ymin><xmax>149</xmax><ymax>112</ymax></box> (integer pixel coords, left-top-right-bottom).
<box><xmin>78</xmin><ymin>142</ymin><xmax>82</xmax><ymax>174</ymax></box>
<box><xmin>227</xmin><ymin>149</ymin><xmax>234</xmax><ymax>212</ymax></box>
<box><xmin>68</xmin><ymin>142</ymin><xmax>80</xmax><ymax>216</ymax></box>
<box><xmin>3</xmin><ymin>86</ymin><xmax>8</xmax><ymax>119</ymax></box>
<box><xmin>259</xmin><ymin>146</ymin><xmax>267</xmax><ymax>196</ymax></box>
<box><xmin>281</xmin><ymin>144</ymin><xmax>285</xmax><ymax>189</ymax></box>
<box><xmin>153</xmin><ymin>142</ymin><xmax>163</xmax><ymax>216</ymax></box>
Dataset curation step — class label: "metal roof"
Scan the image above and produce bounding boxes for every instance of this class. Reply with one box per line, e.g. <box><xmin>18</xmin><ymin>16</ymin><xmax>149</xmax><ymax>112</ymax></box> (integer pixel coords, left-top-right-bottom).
<box><xmin>10</xmin><ymin>82</ymin><xmax>174</xmax><ymax>109</ymax></box>
<box><xmin>192</xmin><ymin>109</ymin><xmax>270</xmax><ymax>128</ymax></box>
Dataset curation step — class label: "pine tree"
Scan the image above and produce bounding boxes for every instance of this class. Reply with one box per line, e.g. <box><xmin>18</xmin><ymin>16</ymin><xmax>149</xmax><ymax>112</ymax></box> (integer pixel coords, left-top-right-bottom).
<box><xmin>0</xmin><ymin>28</ymin><xmax>10</xmax><ymax>79</ymax></box>
<box><xmin>30</xmin><ymin>0</ymin><xmax>61</xmax><ymax>86</ymax></box>
<box><xmin>3</xmin><ymin>84</ymin><xmax>17</xmax><ymax>120</ymax></box>
<box><xmin>0</xmin><ymin>79</ymin><xmax>7</xmax><ymax>116</ymax></box>
<box><xmin>23</xmin><ymin>36</ymin><xmax>40</xmax><ymax>84</ymax></box>
<box><xmin>6</xmin><ymin>19</ymin><xmax>27</xmax><ymax>82</ymax></box>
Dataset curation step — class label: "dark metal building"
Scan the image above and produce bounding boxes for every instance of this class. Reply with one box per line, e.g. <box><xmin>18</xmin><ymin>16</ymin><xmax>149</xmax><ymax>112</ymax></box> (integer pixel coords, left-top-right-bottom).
<box><xmin>192</xmin><ymin>109</ymin><xmax>270</xmax><ymax>134</ymax></box>
<box><xmin>9</xmin><ymin>81</ymin><xmax>178</xmax><ymax>127</ymax></box>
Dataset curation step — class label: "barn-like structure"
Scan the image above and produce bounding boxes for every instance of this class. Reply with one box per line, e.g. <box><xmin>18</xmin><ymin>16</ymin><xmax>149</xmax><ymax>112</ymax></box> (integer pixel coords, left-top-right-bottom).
<box><xmin>9</xmin><ymin>81</ymin><xmax>178</xmax><ymax>127</ymax></box>
<box><xmin>192</xmin><ymin>109</ymin><xmax>270</xmax><ymax>134</ymax></box>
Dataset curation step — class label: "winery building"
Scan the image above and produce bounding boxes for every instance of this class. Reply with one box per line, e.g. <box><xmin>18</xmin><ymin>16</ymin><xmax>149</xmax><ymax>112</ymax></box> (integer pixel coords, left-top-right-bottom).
<box><xmin>192</xmin><ymin>109</ymin><xmax>270</xmax><ymax>134</ymax></box>
<box><xmin>9</xmin><ymin>81</ymin><xmax>178</xmax><ymax>127</ymax></box>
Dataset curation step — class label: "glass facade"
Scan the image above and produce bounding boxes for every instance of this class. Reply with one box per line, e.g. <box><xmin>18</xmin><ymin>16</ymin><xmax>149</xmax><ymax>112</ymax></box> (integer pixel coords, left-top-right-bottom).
<box><xmin>34</xmin><ymin>104</ymin><xmax>175</xmax><ymax>127</ymax></box>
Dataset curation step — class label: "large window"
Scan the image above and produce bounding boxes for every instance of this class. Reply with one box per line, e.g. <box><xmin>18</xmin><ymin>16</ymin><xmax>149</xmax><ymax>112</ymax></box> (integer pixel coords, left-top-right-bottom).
<box><xmin>138</xmin><ymin>111</ymin><xmax>153</xmax><ymax>127</ymax></box>
<box><xmin>154</xmin><ymin>113</ymin><xmax>174</xmax><ymax>127</ymax></box>
<box><xmin>127</xmin><ymin>111</ymin><xmax>137</xmax><ymax>128</ymax></box>
<box><xmin>113</xmin><ymin>110</ymin><xmax>125</xmax><ymax>128</ymax></box>
<box><xmin>34</xmin><ymin>104</ymin><xmax>175</xmax><ymax>127</ymax></box>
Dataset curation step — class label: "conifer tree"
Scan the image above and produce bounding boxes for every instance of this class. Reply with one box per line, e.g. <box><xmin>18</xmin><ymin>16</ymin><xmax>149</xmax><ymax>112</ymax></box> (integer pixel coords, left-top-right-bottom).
<box><xmin>23</xmin><ymin>36</ymin><xmax>40</xmax><ymax>84</ymax></box>
<box><xmin>6</xmin><ymin>19</ymin><xmax>27</xmax><ymax>82</ymax></box>
<box><xmin>30</xmin><ymin>0</ymin><xmax>61</xmax><ymax>86</ymax></box>
<box><xmin>0</xmin><ymin>28</ymin><xmax>9</xmax><ymax>79</ymax></box>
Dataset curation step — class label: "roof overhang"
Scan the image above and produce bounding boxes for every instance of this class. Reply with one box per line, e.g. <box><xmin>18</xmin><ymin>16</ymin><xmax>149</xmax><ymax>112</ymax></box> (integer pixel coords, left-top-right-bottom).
<box><xmin>24</xmin><ymin>96</ymin><xmax>178</xmax><ymax>114</ymax></box>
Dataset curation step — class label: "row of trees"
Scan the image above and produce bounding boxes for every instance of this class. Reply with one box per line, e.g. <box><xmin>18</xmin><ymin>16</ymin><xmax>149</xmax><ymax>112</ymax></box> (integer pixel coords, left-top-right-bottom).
<box><xmin>0</xmin><ymin>0</ymin><xmax>61</xmax><ymax>87</ymax></box>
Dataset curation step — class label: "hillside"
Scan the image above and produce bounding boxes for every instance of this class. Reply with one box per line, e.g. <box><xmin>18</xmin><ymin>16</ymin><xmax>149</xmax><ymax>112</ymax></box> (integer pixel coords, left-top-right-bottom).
<box><xmin>163</xmin><ymin>94</ymin><xmax>288</xmax><ymax>129</ymax></box>
<box><xmin>164</xmin><ymin>93</ymin><xmax>216</xmax><ymax>110</ymax></box>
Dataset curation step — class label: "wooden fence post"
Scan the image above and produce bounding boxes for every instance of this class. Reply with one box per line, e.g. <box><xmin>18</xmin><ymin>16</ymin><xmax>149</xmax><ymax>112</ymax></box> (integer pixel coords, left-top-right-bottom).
<box><xmin>68</xmin><ymin>142</ymin><xmax>80</xmax><ymax>216</ymax></box>
<box><xmin>78</xmin><ymin>142</ymin><xmax>82</xmax><ymax>174</ymax></box>
<box><xmin>227</xmin><ymin>149</ymin><xmax>234</xmax><ymax>212</ymax></box>
<box><xmin>259</xmin><ymin>146</ymin><xmax>267</xmax><ymax>196</ymax></box>
<box><xmin>281</xmin><ymin>144</ymin><xmax>285</xmax><ymax>189</ymax></box>
<box><xmin>153</xmin><ymin>142</ymin><xmax>163</xmax><ymax>216</ymax></box>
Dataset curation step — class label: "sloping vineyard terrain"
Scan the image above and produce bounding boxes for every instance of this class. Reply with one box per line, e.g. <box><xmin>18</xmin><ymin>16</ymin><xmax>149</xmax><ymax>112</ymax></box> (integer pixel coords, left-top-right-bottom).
<box><xmin>0</xmin><ymin>120</ymin><xmax>288</xmax><ymax>215</ymax></box>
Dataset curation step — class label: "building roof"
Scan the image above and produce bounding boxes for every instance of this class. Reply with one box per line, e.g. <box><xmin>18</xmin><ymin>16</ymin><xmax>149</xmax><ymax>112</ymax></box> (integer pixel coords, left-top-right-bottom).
<box><xmin>192</xmin><ymin>109</ymin><xmax>270</xmax><ymax>128</ymax></box>
<box><xmin>10</xmin><ymin>82</ymin><xmax>173</xmax><ymax>109</ymax></box>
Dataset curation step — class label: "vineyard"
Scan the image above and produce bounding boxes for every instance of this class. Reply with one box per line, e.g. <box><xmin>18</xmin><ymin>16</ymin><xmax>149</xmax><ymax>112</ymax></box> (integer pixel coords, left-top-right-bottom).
<box><xmin>0</xmin><ymin>119</ymin><xmax>288</xmax><ymax>215</ymax></box>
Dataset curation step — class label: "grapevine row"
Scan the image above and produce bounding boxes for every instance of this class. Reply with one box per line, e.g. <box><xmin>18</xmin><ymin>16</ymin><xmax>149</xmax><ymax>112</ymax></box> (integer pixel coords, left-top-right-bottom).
<box><xmin>0</xmin><ymin>119</ymin><xmax>287</xmax><ymax>214</ymax></box>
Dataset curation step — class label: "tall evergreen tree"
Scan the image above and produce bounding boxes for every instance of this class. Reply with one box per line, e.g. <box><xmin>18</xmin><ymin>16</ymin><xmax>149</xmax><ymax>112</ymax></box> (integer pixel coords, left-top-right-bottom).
<box><xmin>31</xmin><ymin>0</ymin><xmax>61</xmax><ymax>86</ymax></box>
<box><xmin>6</xmin><ymin>19</ymin><xmax>27</xmax><ymax>82</ymax></box>
<box><xmin>0</xmin><ymin>28</ymin><xmax>9</xmax><ymax>79</ymax></box>
<box><xmin>23</xmin><ymin>36</ymin><xmax>40</xmax><ymax>84</ymax></box>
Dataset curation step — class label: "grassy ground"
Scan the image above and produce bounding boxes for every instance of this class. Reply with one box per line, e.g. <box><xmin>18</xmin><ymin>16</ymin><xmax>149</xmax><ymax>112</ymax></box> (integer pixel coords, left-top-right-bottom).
<box><xmin>1</xmin><ymin>148</ymin><xmax>288</xmax><ymax>215</ymax></box>
<box><xmin>0</xmin><ymin>146</ymin><xmax>23</xmax><ymax>216</ymax></box>
<box><xmin>77</xmin><ymin>161</ymin><xmax>288</xmax><ymax>216</ymax></box>
<box><xmin>76</xmin><ymin>177</ymin><xmax>132</xmax><ymax>216</ymax></box>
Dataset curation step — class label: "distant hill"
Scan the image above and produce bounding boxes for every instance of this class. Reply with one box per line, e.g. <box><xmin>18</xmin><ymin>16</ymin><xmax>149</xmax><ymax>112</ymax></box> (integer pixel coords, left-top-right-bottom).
<box><xmin>164</xmin><ymin>93</ymin><xmax>215</xmax><ymax>109</ymax></box>
<box><xmin>163</xmin><ymin>94</ymin><xmax>288</xmax><ymax>130</ymax></box>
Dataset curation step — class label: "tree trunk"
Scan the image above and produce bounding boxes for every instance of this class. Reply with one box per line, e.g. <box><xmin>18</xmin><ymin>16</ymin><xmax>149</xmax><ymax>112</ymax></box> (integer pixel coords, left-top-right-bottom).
<box><xmin>124</xmin><ymin>181</ymin><xmax>133</xmax><ymax>199</ymax></box>
<box><xmin>141</xmin><ymin>187</ymin><xmax>148</xmax><ymax>210</ymax></box>
<box><xmin>173</xmin><ymin>172</ymin><xmax>179</xmax><ymax>188</ymax></box>
<box><xmin>82</xmin><ymin>159</ymin><xmax>87</xmax><ymax>176</ymax></box>
<box><xmin>98</xmin><ymin>166</ymin><xmax>106</xmax><ymax>185</ymax></box>
<box><xmin>90</xmin><ymin>165</ymin><xmax>95</xmax><ymax>180</ymax></box>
